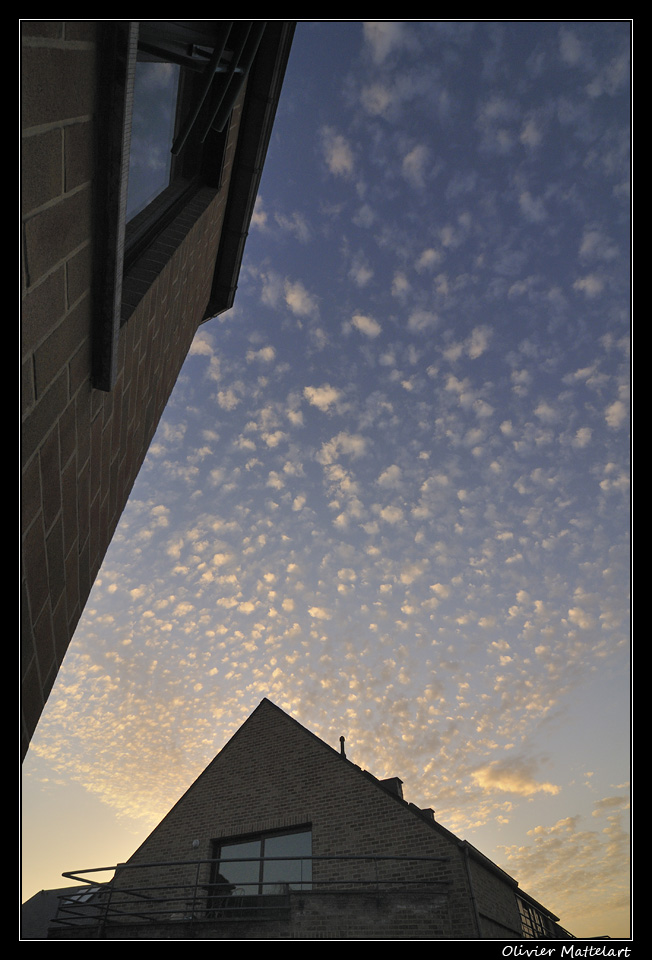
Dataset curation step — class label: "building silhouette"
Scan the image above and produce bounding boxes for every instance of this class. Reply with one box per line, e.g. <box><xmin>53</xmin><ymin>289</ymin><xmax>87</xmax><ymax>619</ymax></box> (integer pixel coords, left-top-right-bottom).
<box><xmin>21</xmin><ymin>22</ymin><xmax>295</xmax><ymax>758</ymax></box>
<box><xmin>41</xmin><ymin>699</ymin><xmax>576</xmax><ymax>941</ymax></box>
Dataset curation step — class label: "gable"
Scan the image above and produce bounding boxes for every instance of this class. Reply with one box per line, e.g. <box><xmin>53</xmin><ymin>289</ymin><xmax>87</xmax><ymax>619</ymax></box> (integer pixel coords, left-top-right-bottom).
<box><xmin>48</xmin><ymin>700</ymin><xmax>575</xmax><ymax>940</ymax></box>
<box><xmin>126</xmin><ymin>698</ymin><xmax>459</xmax><ymax>878</ymax></box>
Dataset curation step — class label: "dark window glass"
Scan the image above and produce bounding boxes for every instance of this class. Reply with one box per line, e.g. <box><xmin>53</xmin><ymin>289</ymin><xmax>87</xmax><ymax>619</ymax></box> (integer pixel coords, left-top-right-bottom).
<box><xmin>126</xmin><ymin>61</ymin><xmax>182</xmax><ymax>221</ymax></box>
<box><xmin>214</xmin><ymin>828</ymin><xmax>312</xmax><ymax>897</ymax></box>
<box><xmin>517</xmin><ymin>897</ymin><xmax>553</xmax><ymax>939</ymax></box>
<box><xmin>262</xmin><ymin>830</ymin><xmax>312</xmax><ymax>892</ymax></box>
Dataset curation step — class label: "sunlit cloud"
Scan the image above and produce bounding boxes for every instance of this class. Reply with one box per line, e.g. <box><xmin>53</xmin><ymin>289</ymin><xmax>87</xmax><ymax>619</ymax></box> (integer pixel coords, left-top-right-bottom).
<box><xmin>285</xmin><ymin>279</ymin><xmax>319</xmax><ymax>318</ymax></box>
<box><xmin>351</xmin><ymin>313</ymin><xmax>382</xmax><ymax>338</ymax></box>
<box><xmin>473</xmin><ymin>758</ymin><xmax>561</xmax><ymax>797</ymax></box>
<box><xmin>320</xmin><ymin>126</ymin><xmax>354</xmax><ymax>178</ymax></box>
<box><xmin>304</xmin><ymin>384</ymin><xmax>342</xmax><ymax>412</ymax></box>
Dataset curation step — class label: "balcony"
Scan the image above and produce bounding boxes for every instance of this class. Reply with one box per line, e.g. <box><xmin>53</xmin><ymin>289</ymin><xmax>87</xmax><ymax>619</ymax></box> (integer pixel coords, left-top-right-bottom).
<box><xmin>47</xmin><ymin>854</ymin><xmax>451</xmax><ymax>939</ymax></box>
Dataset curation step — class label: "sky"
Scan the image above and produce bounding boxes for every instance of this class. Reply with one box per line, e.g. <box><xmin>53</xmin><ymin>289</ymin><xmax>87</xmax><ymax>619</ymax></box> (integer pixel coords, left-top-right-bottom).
<box><xmin>22</xmin><ymin>21</ymin><xmax>631</xmax><ymax>940</ymax></box>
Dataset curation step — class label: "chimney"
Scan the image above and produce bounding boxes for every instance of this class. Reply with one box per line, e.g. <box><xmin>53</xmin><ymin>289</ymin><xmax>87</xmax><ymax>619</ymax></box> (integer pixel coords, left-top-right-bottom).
<box><xmin>379</xmin><ymin>776</ymin><xmax>404</xmax><ymax>799</ymax></box>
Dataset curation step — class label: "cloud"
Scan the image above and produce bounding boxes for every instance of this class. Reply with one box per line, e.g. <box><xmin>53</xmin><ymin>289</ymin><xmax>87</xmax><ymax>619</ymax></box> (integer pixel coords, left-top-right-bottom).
<box><xmin>304</xmin><ymin>384</ymin><xmax>342</xmax><ymax>412</ymax></box>
<box><xmin>378</xmin><ymin>504</ymin><xmax>404</xmax><ymax>525</ymax></box>
<box><xmin>246</xmin><ymin>346</ymin><xmax>276</xmax><ymax>364</ymax></box>
<box><xmin>473</xmin><ymin>757</ymin><xmax>561</xmax><ymax>797</ymax></box>
<box><xmin>260</xmin><ymin>270</ymin><xmax>284</xmax><ymax>309</ymax></box>
<box><xmin>351</xmin><ymin>313</ymin><xmax>382</xmax><ymax>338</ymax></box>
<box><xmin>534</xmin><ymin>401</ymin><xmax>557</xmax><ymax>424</ymax></box>
<box><xmin>360</xmin><ymin>82</ymin><xmax>393</xmax><ymax>116</ymax></box>
<box><xmin>559</xmin><ymin>28</ymin><xmax>585</xmax><ymax>67</ymax></box>
<box><xmin>407</xmin><ymin>309</ymin><xmax>438</xmax><ymax>333</ymax></box>
<box><xmin>572</xmin><ymin>427</ymin><xmax>592</xmax><ymax>448</ymax></box>
<box><xmin>586</xmin><ymin>52</ymin><xmax>630</xmax><ymax>98</ymax></box>
<box><xmin>430</xmin><ymin>583</ymin><xmax>451</xmax><ymax>599</ymax></box>
<box><xmin>415</xmin><ymin>248</ymin><xmax>441</xmax><ymax>272</ymax></box>
<box><xmin>573</xmin><ymin>274</ymin><xmax>605</xmax><ymax>298</ymax></box>
<box><xmin>476</xmin><ymin>95</ymin><xmax>519</xmax><ymax>154</ymax></box>
<box><xmin>308</xmin><ymin>606</ymin><xmax>331</xmax><ymax>620</ymax></box>
<box><xmin>377</xmin><ymin>464</ymin><xmax>402</xmax><ymax>488</ymax></box>
<box><xmin>604</xmin><ymin>400</ymin><xmax>627</xmax><ymax>429</ymax></box>
<box><xmin>320</xmin><ymin>126</ymin><xmax>354</xmax><ymax>178</ymax></box>
<box><xmin>400</xmin><ymin>560</ymin><xmax>428</xmax><ymax>585</ymax></box>
<box><xmin>467</xmin><ymin>325</ymin><xmax>492</xmax><ymax>359</ymax></box>
<box><xmin>316</xmin><ymin>432</ymin><xmax>367</xmax><ymax>465</ymax></box>
<box><xmin>274</xmin><ymin>210</ymin><xmax>311</xmax><ymax>243</ymax></box>
<box><xmin>217</xmin><ymin>388</ymin><xmax>241</xmax><ymax>410</ymax></box>
<box><xmin>567</xmin><ymin>607</ymin><xmax>594</xmax><ymax>629</ymax></box>
<box><xmin>188</xmin><ymin>331</ymin><xmax>215</xmax><ymax>356</ymax></box>
<box><xmin>519</xmin><ymin>190</ymin><xmax>547</xmax><ymax>223</ymax></box>
<box><xmin>285</xmin><ymin>279</ymin><xmax>319</xmax><ymax>318</ymax></box>
<box><xmin>520</xmin><ymin>118</ymin><xmax>543</xmax><ymax>148</ymax></box>
<box><xmin>349</xmin><ymin>257</ymin><xmax>374</xmax><ymax>288</ymax></box>
<box><xmin>250</xmin><ymin>194</ymin><xmax>268</xmax><ymax>230</ymax></box>
<box><xmin>363</xmin><ymin>21</ymin><xmax>408</xmax><ymax>64</ymax></box>
<box><xmin>402</xmin><ymin>144</ymin><xmax>429</xmax><ymax>189</ymax></box>
<box><xmin>392</xmin><ymin>272</ymin><xmax>410</xmax><ymax>298</ymax></box>
<box><xmin>579</xmin><ymin>228</ymin><xmax>618</xmax><ymax>262</ymax></box>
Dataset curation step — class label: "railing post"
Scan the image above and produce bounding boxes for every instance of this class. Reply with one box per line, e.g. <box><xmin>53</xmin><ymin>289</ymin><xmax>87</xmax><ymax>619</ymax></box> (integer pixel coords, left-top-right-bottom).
<box><xmin>98</xmin><ymin>869</ymin><xmax>117</xmax><ymax>939</ymax></box>
<box><xmin>191</xmin><ymin>858</ymin><xmax>201</xmax><ymax>927</ymax></box>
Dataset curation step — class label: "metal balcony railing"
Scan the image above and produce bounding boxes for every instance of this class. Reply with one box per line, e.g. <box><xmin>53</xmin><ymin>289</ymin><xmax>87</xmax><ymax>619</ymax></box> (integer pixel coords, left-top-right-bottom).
<box><xmin>51</xmin><ymin>854</ymin><xmax>451</xmax><ymax>933</ymax></box>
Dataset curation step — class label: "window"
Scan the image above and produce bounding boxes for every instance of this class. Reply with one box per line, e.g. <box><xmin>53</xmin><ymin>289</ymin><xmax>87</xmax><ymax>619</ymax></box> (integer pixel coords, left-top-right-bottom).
<box><xmin>211</xmin><ymin>827</ymin><xmax>312</xmax><ymax>899</ymax></box>
<box><xmin>122</xmin><ymin>22</ymin><xmax>254</xmax><ymax>273</ymax></box>
<box><xmin>517</xmin><ymin>896</ymin><xmax>554</xmax><ymax>939</ymax></box>
<box><xmin>93</xmin><ymin>21</ymin><xmax>267</xmax><ymax>390</ymax></box>
<box><xmin>126</xmin><ymin>59</ymin><xmax>182</xmax><ymax>222</ymax></box>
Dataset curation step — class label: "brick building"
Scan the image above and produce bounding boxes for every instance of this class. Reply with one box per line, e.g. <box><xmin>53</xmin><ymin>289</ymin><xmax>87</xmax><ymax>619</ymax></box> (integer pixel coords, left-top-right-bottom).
<box><xmin>45</xmin><ymin>699</ymin><xmax>576</xmax><ymax>940</ymax></box>
<box><xmin>20</xmin><ymin>22</ymin><xmax>295</xmax><ymax>758</ymax></box>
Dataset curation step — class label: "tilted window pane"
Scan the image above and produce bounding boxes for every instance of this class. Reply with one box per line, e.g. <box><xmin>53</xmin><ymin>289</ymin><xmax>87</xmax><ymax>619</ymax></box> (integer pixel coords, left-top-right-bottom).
<box><xmin>126</xmin><ymin>61</ymin><xmax>181</xmax><ymax>221</ymax></box>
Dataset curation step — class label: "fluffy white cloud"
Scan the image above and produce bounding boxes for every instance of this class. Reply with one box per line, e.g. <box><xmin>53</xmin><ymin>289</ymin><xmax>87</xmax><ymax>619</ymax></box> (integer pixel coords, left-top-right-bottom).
<box><xmin>308</xmin><ymin>606</ymin><xmax>331</xmax><ymax>620</ymax></box>
<box><xmin>285</xmin><ymin>279</ymin><xmax>319</xmax><ymax>317</ymax></box>
<box><xmin>605</xmin><ymin>399</ymin><xmax>627</xmax><ymax>429</ymax></box>
<box><xmin>320</xmin><ymin>126</ymin><xmax>354</xmax><ymax>178</ymax></box>
<box><xmin>316</xmin><ymin>432</ymin><xmax>367</xmax><ymax>465</ymax></box>
<box><xmin>304</xmin><ymin>384</ymin><xmax>342</xmax><ymax>412</ymax></box>
<box><xmin>351</xmin><ymin>313</ymin><xmax>382</xmax><ymax>338</ymax></box>
<box><xmin>246</xmin><ymin>346</ymin><xmax>276</xmax><ymax>364</ymax></box>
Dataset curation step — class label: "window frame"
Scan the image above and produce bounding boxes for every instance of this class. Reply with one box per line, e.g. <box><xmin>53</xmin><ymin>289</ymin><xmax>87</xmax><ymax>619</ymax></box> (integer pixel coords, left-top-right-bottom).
<box><xmin>517</xmin><ymin>895</ymin><xmax>554</xmax><ymax>939</ymax></box>
<box><xmin>92</xmin><ymin>21</ymin><xmax>263</xmax><ymax>391</ymax></box>
<box><xmin>122</xmin><ymin>47</ymin><xmax>232</xmax><ymax>274</ymax></box>
<box><xmin>211</xmin><ymin>825</ymin><xmax>313</xmax><ymax>898</ymax></box>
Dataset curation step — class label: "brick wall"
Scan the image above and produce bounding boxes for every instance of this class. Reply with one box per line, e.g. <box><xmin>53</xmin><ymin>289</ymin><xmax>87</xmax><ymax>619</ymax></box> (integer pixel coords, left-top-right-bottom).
<box><xmin>467</xmin><ymin>851</ymin><xmax>524</xmax><ymax>938</ymax></box>
<box><xmin>21</xmin><ymin>22</ymin><xmax>238</xmax><ymax>757</ymax></box>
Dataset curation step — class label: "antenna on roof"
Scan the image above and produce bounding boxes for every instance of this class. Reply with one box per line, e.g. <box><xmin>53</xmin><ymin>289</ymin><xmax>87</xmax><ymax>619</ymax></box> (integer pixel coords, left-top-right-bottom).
<box><xmin>339</xmin><ymin>735</ymin><xmax>346</xmax><ymax>758</ymax></box>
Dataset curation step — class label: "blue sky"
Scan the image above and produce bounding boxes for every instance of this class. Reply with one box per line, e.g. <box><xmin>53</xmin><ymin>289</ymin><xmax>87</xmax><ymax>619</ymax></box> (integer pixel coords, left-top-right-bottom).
<box><xmin>22</xmin><ymin>21</ymin><xmax>631</xmax><ymax>939</ymax></box>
